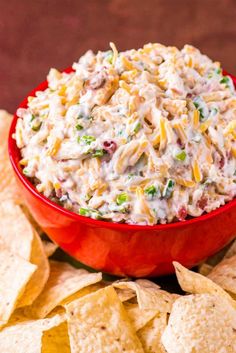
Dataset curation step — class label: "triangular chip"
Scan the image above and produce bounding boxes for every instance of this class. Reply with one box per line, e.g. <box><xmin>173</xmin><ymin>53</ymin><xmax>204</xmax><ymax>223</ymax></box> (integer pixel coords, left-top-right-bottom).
<box><xmin>198</xmin><ymin>263</ymin><xmax>213</xmax><ymax>276</ymax></box>
<box><xmin>208</xmin><ymin>254</ymin><xmax>236</xmax><ymax>295</ymax></box>
<box><xmin>17</xmin><ymin>230</ymin><xmax>50</xmax><ymax>307</ymax></box>
<box><xmin>0</xmin><ymin>110</ymin><xmax>21</xmax><ymax>203</ymax></box>
<box><xmin>113</xmin><ymin>279</ymin><xmax>176</xmax><ymax>312</ymax></box>
<box><xmin>224</xmin><ymin>239</ymin><xmax>236</xmax><ymax>259</ymax></box>
<box><xmin>65</xmin><ymin>285</ymin><xmax>144</xmax><ymax>353</ymax></box>
<box><xmin>124</xmin><ymin>302</ymin><xmax>160</xmax><ymax>331</ymax></box>
<box><xmin>137</xmin><ymin>313</ymin><xmax>167</xmax><ymax>353</ymax></box>
<box><xmin>161</xmin><ymin>294</ymin><xmax>236</xmax><ymax>353</ymax></box>
<box><xmin>0</xmin><ymin>249</ymin><xmax>36</xmax><ymax>326</ymax></box>
<box><xmin>25</xmin><ymin>260</ymin><xmax>102</xmax><ymax>318</ymax></box>
<box><xmin>0</xmin><ymin>311</ymin><xmax>66</xmax><ymax>353</ymax></box>
<box><xmin>0</xmin><ymin>200</ymin><xmax>34</xmax><ymax>260</ymax></box>
<box><xmin>173</xmin><ymin>261</ymin><xmax>236</xmax><ymax>309</ymax></box>
<box><xmin>42</xmin><ymin>240</ymin><xmax>58</xmax><ymax>258</ymax></box>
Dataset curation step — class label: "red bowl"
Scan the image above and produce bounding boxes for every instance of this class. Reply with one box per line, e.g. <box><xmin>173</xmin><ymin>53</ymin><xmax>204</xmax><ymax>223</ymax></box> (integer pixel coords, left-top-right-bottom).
<box><xmin>8</xmin><ymin>68</ymin><xmax>236</xmax><ymax>277</ymax></box>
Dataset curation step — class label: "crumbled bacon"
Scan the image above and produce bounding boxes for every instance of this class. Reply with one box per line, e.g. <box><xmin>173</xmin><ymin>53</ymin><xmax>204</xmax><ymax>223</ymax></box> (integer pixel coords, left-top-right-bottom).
<box><xmin>197</xmin><ymin>196</ymin><xmax>208</xmax><ymax>210</ymax></box>
<box><xmin>177</xmin><ymin>206</ymin><xmax>187</xmax><ymax>221</ymax></box>
<box><xmin>103</xmin><ymin>140</ymin><xmax>117</xmax><ymax>154</ymax></box>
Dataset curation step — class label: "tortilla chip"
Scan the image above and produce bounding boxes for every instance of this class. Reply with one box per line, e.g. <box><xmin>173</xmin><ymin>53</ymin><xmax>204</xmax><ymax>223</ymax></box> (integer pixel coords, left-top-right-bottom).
<box><xmin>42</xmin><ymin>240</ymin><xmax>58</xmax><ymax>258</ymax></box>
<box><xmin>0</xmin><ymin>311</ymin><xmax>66</xmax><ymax>353</ymax></box>
<box><xmin>198</xmin><ymin>263</ymin><xmax>213</xmax><ymax>276</ymax></box>
<box><xmin>20</xmin><ymin>204</ymin><xmax>44</xmax><ymax>236</ymax></box>
<box><xmin>161</xmin><ymin>294</ymin><xmax>236</xmax><ymax>353</ymax></box>
<box><xmin>25</xmin><ymin>260</ymin><xmax>102</xmax><ymax>318</ymax></box>
<box><xmin>116</xmin><ymin>288</ymin><xmax>137</xmax><ymax>302</ymax></box>
<box><xmin>224</xmin><ymin>239</ymin><xmax>236</xmax><ymax>259</ymax></box>
<box><xmin>137</xmin><ymin>313</ymin><xmax>167</xmax><ymax>353</ymax></box>
<box><xmin>0</xmin><ymin>110</ymin><xmax>21</xmax><ymax>203</ymax></box>
<box><xmin>0</xmin><ymin>249</ymin><xmax>36</xmax><ymax>326</ymax></box>
<box><xmin>0</xmin><ymin>200</ymin><xmax>34</xmax><ymax>260</ymax></box>
<box><xmin>61</xmin><ymin>283</ymin><xmax>105</xmax><ymax>306</ymax></box>
<box><xmin>113</xmin><ymin>279</ymin><xmax>176</xmax><ymax>312</ymax></box>
<box><xmin>173</xmin><ymin>262</ymin><xmax>236</xmax><ymax>309</ymax></box>
<box><xmin>124</xmin><ymin>302</ymin><xmax>160</xmax><ymax>331</ymax></box>
<box><xmin>208</xmin><ymin>254</ymin><xmax>236</xmax><ymax>295</ymax></box>
<box><xmin>42</xmin><ymin>321</ymin><xmax>70</xmax><ymax>353</ymax></box>
<box><xmin>17</xmin><ymin>230</ymin><xmax>50</xmax><ymax>307</ymax></box>
<box><xmin>65</xmin><ymin>285</ymin><xmax>144</xmax><ymax>353</ymax></box>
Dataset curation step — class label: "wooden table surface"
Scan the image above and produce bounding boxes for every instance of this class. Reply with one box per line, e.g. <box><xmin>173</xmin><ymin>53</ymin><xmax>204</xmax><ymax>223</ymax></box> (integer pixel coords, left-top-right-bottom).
<box><xmin>1</xmin><ymin>0</ymin><xmax>236</xmax><ymax>112</ymax></box>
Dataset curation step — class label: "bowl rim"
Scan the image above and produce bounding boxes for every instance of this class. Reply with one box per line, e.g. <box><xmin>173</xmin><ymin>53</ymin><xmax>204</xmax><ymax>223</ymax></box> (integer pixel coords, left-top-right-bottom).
<box><xmin>8</xmin><ymin>67</ymin><xmax>236</xmax><ymax>231</ymax></box>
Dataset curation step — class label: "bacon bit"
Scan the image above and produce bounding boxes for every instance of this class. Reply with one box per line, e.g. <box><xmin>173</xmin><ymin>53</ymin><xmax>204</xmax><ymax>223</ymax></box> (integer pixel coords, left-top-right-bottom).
<box><xmin>103</xmin><ymin>140</ymin><xmax>117</xmax><ymax>154</ymax></box>
<box><xmin>177</xmin><ymin>137</ymin><xmax>185</xmax><ymax>148</ymax></box>
<box><xmin>177</xmin><ymin>206</ymin><xmax>187</xmax><ymax>221</ymax></box>
<box><xmin>197</xmin><ymin>196</ymin><xmax>208</xmax><ymax>210</ymax></box>
<box><xmin>219</xmin><ymin>156</ymin><xmax>225</xmax><ymax>169</ymax></box>
<box><xmin>55</xmin><ymin>188</ymin><xmax>63</xmax><ymax>198</ymax></box>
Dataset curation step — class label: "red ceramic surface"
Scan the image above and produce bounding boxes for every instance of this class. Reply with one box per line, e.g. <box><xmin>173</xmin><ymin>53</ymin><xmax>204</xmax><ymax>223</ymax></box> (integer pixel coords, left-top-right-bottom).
<box><xmin>8</xmin><ymin>69</ymin><xmax>236</xmax><ymax>277</ymax></box>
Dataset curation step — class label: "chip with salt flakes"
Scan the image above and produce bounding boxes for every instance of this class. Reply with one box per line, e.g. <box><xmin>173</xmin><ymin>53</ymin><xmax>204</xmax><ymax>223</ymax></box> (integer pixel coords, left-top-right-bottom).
<box><xmin>137</xmin><ymin>313</ymin><xmax>167</xmax><ymax>353</ymax></box>
<box><xmin>113</xmin><ymin>279</ymin><xmax>177</xmax><ymax>312</ymax></box>
<box><xmin>0</xmin><ymin>249</ymin><xmax>36</xmax><ymax>327</ymax></box>
<box><xmin>0</xmin><ymin>200</ymin><xmax>34</xmax><ymax>260</ymax></box>
<box><xmin>161</xmin><ymin>294</ymin><xmax>236</xmax><ymax>353</ymax></box>
<box><xmin>173</xmin><ymin>261</ymin><xmax>236</xmax><ymax>309</ymax></box>
<box><xmin>25</xmin><ymin>260</ymin><xmax>102</xmax><ymax>318</ymax></box>
<box><xmin>65</xmin><ymin>285</ymin><xmax>144</xmax><ymax>353</ymax></box>
<box><xmin>124</xmin><ymin>302</ymin><xmax>160</xmax><ymax>331</ymax></box>
<box><xmin>17</xmin><ymin>230</ymin><xmax>50</xmax><ymax>308</ymax></box>
<box><xmin>0</xmin><ymin>110</ymin><xmax>21</xmax><ymax>203</ymax></box>
<box><xmin>0</xmin><ymin>311</ymin><xmax>67</xmax><ymax>353</ymax></box>
<box><xmin>208</xmin><ymin>254</ymin><xmax>236</xmax><ymax>295</ymax></box>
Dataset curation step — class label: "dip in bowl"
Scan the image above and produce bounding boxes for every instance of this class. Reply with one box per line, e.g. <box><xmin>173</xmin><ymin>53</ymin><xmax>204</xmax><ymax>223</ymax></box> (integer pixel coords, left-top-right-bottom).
<box><xmin>9</xmin><ymin>43</ymin><xmax>236</xmax><ymax>277</ymax></box>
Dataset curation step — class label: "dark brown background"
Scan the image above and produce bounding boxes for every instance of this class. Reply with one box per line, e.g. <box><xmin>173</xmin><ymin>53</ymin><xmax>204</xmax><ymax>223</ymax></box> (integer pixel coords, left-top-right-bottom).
<box><xmin>1</xmin><ymin>0</ymin><xmax>236</xmax><ymax>113</ymax></box>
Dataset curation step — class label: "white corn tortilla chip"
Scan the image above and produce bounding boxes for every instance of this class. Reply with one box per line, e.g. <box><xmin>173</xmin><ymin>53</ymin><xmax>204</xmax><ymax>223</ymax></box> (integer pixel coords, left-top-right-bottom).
<box><xmin>137</xmin><ymin>313</ymin><xmax>167</xmax><ymax>353</ymax></box>
<box><xmin>17</xmin><ymin>230</ymin><xmax>50</xmax><ymax>307</ymax></box>
<box><xmin>0</xmin><ymin>110</ymin><xmax>21</xmax><ymax>203</ymax></box>
<box><xmin>65</xmin><ymin>285</ymin><xmax>144</xmax><ymax>353</ymax></box>
<box><xmin>113</xmin><ymin>279</ymin><xmax>177</xmax><ymax>312</ymax></box>
<box><xmin>42</xmin><ymin>240</ymin><xmax>58</xmax><ymax>258</ymax></box>
<box><xmin>0</xmin><ymin>200</ymin><xmax>34</xmax><ymax>260</ymax></box>
<box><xmin>173</xmin><ymin>261</ymin><xmax>236</xmax><ymax>309</ymax></box>
<box><xmin>25</xmin><ymin>260</ymin><xmax>102</xmax><ymax>318</ymax></box>
<box><xmin>124</xmin><ymin>302</ymin><xmax>160</xmax><ymax>331</ymax></box>
<box><xmin>208</xmin><ymin>254</ymin><xmax>236</xmax><ymax>295</ymax></box>
<box><xmin>0</xmin><ymin>311</ymin><xmax>66</xmax><ymax>353</ymax></box>
<box><xmin>161</xmin><ymin>294</ymin><xmax>236</xmax><ymax>353</ymax></box>
<box><xmin>0</xmin><ymin>249</ymin><xmax>36</xmax><ymax>326</ymax></box>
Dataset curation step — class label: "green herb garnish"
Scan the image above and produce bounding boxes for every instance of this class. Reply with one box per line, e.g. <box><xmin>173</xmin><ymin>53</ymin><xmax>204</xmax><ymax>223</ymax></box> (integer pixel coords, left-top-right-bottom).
<box><xmin>78</xmin><ymin>135</ymin><xmax>96</xmax><ymax>145</ymax></box>
<box><xmin>93</xmin><ymin>149</ymin><xmax>105</xmax><ymax>157</ymax></box>
<box><xmin>23</xmin><ymin>168</ymin><xmax>29</xmax><ymax>175</ymax></box>
<box><xmin>163</xmin><ymin>179</ymin><xmax>175</xmax><ymax>199</ymax></box>
<box><xmin>174</xmin><ymin>150</ymin><xmax>187</xmax><ymax>162</ymax></box>
<box><xmin>31</xmin><ymin>121</ymin><xmax>42</xmax><ymax>132</ymax></box>
<box><xmin>220</xmin><ymin>76</ymin><xmax>230</xmax><ymax>85</ymax></box>
<box><xmin>76</xmin><ymin>124</ymin><xmax>83</xmax><ymax>131</ymax></box>
<box><xmin>134</xmin><ymin>122</ymin><xmax>142</xmax><ymax>134</ymax></box>
<box><xmin>116</xmin><ymin>192</ymin><xmax>129</xmax><ymax>205</ymax></box>
<box><xmin>144</xmin><ymin>185</ymin><xmax>157</xmax><ymax>198</ymax></box>
<box><xmin>79</xmin><ymin>208</ymin><xmax>90</xmax><ymax>217</ymax></box>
